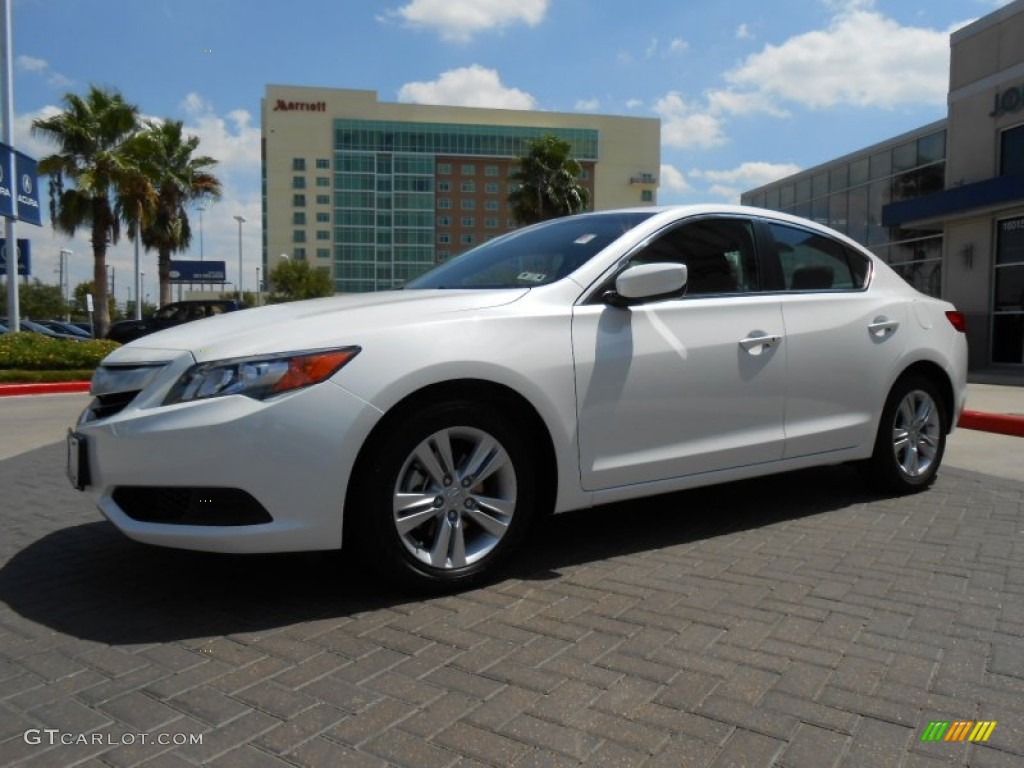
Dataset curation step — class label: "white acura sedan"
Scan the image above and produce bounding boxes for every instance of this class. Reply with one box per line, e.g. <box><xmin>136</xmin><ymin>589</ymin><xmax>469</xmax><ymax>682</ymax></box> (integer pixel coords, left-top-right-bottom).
<box><xmin>68</xmin><ymin>206</ymin><xmax>968</xmax><ymax>590</ymax></box>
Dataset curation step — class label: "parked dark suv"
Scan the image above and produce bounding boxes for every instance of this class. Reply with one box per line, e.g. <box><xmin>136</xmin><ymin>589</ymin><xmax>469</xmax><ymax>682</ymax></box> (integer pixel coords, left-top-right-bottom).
<box><xmin>106</xmin><ymin>299</ymin><xmax>245</xmax><ymax>344</ymax></box>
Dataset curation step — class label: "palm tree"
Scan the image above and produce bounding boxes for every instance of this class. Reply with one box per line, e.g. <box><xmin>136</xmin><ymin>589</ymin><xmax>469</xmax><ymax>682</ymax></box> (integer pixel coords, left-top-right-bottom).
<box><xmin>508</xmin><ymin>134</ymin><xmax>590</xmax><ymax>225</ymax></box>
<box><xmin>32</xmin><ymin>86</ymin><xmax>146</xmax><ymax>339</ymax></box>
<box><xmin>129</xmin><ymin>120</ymin><xmax>222</xmax><ymax>306</ymax></box>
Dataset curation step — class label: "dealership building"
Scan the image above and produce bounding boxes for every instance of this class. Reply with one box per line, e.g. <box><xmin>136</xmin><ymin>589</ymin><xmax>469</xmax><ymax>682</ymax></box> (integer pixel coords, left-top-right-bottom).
<box><xmin>743</xmin><ymin>0</ymin><xmax>1024</xmax><ymax>374</ymax></box>
<box><xmin>262</xmin><ymin>85</ymin><xmax>660</xmax><ymax>293</ymax></box>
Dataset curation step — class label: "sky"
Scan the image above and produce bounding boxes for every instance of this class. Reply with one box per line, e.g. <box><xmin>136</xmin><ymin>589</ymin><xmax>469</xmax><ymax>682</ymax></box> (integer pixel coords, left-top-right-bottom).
<box><xmin>6</xmin><ymin>0</ymin><xmax>1017</xmax><ymax>302</ymax></box>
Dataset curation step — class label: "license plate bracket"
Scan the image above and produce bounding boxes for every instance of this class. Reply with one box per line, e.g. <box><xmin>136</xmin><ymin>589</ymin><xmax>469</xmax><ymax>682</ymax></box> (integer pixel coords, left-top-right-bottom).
<box><xmin>66</xmin><ymin>431</ymin><xmax>90</xmax><ymax>490</ymax></box>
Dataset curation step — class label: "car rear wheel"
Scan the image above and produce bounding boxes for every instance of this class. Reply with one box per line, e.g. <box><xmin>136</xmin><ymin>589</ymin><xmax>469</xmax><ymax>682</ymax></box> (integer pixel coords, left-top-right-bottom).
<box><xmin>863</xmin><ymin>375</ymin><xmax>947</xmax><ymax>493</ymax></box>
<box><xmin>351</xmin><ymin>401</ymin><xmax>536</xmax><ymax>592</ymax></box>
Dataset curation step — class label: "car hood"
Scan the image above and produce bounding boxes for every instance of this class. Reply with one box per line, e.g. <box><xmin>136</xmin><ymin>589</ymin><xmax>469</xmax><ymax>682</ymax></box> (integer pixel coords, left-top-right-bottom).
<box><xmin>102</xmin><ymin>289</ymin><xmax>530</xmax><ymax>364</ymax></box>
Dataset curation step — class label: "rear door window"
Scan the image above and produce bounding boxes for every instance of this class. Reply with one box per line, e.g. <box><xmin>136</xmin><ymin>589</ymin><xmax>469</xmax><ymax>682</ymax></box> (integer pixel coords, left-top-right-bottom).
<box><xmin>767</xmin><ymin>222</ymin><xmax>869</xmax><ymax>291</ymax></box>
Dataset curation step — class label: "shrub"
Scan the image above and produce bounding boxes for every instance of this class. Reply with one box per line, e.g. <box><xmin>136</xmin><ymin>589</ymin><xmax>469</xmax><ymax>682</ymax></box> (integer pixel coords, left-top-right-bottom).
<box><xmin>0</xmin><ymin>332</ymin><xmax>120</xmax><ymax>371</ymax></box>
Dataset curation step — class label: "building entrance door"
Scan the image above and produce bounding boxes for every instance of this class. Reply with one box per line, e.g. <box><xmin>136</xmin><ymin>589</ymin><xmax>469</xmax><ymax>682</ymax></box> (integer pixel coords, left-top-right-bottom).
<box><xmin>992</xmin><ymin>215</ymin><xmax>1024</xmax><ymax>365</ymax></box>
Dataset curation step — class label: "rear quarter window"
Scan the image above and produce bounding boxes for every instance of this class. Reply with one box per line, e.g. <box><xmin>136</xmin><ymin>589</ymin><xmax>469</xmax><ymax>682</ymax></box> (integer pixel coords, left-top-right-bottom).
<box><xmin>767</xmin><ymin>222</ymin><xmax>868</xmax><ymax>291</ymax></box>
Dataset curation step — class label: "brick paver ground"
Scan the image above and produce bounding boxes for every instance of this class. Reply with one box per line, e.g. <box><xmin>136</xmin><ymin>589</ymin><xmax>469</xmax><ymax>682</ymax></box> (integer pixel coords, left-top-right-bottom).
<box><xmin>1</xmin><ymin>440</ymin><xmax>1022</xmax><ymax>767</ymax></box>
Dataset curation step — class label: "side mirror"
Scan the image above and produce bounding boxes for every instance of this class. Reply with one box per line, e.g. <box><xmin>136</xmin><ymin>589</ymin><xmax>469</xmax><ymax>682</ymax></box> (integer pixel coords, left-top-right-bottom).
<box><xmin>604</xmin><ymin>263</ymin><xmax>688</xmax><ymax>307</ymax></box>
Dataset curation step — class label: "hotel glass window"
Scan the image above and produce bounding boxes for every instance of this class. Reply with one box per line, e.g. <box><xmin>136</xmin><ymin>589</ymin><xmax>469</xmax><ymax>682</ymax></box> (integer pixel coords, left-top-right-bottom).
<box><xmin>438</xmin><ymin>233</ymin><xmax>451</xmax><ymax>244</ymax></box>
<box><xmin>438</xmin><ymin>182</ymin><xmax>451</xmax><ymax>192</ymax></box>
<box><xmin>292</xmin><ymin>158</ymin><xmax>306</xmax><ymax>171</ymax></box>
<box><xmin>316</xmin><ymin>194</ymin><xmax>330</xmax><ymax>205</ymax></box>
<box><xmin>485</xmin><ymin>183</ymin><xmax>498</xmax><ymax>194</ymax></box>
<box><xmin>892</xmin><ymin>140</ymin><xmax>917</xmax><ymax>172</ymax></box>
<box><xmin>811</xmin><ymin>173</ymin><xmax>828</xmax><ymax>199</ymax></box>
<box><xmin>485</xmin><ymin>165</ymin><xmax>499</xmax><ymax>176</ymax></box>
<box><xmin>461</xmin><ymin>234</ymin><xmax>475</xmax><ymax>245</ymax></box>
<box><xmin>849</xmin><ymin>158</ymin><xmax>869</xmax><ymax>186</ymax></box>
<box><xmin>316</xmin><ymin>177</ymin><xmax>330</xmax><ymax>187</ymax></box>
<box><xmin>461</xmin><ymin>199</ymin><xmax>476</xmax><ymax>210</ymax></box>
<box><xmin>461</xmin><ymin>164</ymin><xmax>476</xmax><ymax>175</ymax></box>
<box><xmin>316</xmin><ymin>212</ymin><xmax>330</xmax><ymax>223</ymax></box>
<box><xmin>317</xmin><ymin>248</ymin><xmax>330</xmax><ymax>258</ymax></box>
<box><xmin>829</xmin><ymin>166</ymin><xmax>848</xmax><ymax>193</ymax></box>
<box><xmin>293</xmin><ymin>247</ymin><xmax>306</xmax><ymax>259</ymax></box>
<box><xmin>437</xmin><ymin>216</ymin><xmax>451</xmax><ymax>226</ymax></box>
<box><xmin>438</xmin><ymin>198</ymin><xmax>452</xmax><ymax>209</ymax></box>
<box><xmin>461</xmin><ymin>181</ymin><xmax>476</xmax><ymax>193</ymax></box>
<box><xmin>795</xmin><ymin>177</ymin><xmax>811</xmax><ymax>203</ymax></box>
<box><xmin>993</xmin><ymin>215</ymin><xmax>1024</xmax><ymax>364</ymax></box>
<box><xmin>641</xmin><ymin>190</ymin><xmax>654</xmax><ymax>203</ymax></box>
<box><xmin>484</xmin><ymin>217</ymin><xmax>498</xmax><ymax>228</ymax></box>
<box><xmin>315</xmin><ymin>158</ymin><xmax>330</xmax><ymax>170</ymax></box>
<box><xmin>293</xmin><ymin>212</ymin><xmax>306</xmax><ymax>225</ymax></box>
<box><xmin>292</xmin><ymin>176</ymin><xmax>306</xmax><ymax>189</ymax></box>
<box><xmin>438</xmin><ymin>163</ymin><xmax>452</xmax><ymax>175</ymax></box>
<box><xmin>485</xmin><ymin>200</ymin><xmax>499</xmax><ymax>211</ymax></box>
<box><xmin>1000</xmin><ymin>124</ymin><xmax>1024</xmax><ymax>176</ymax></box>
<box><xmin>461</xmin><ymin>216</ymin><xmax>475</xmax><ymax>227</ymax></box>
<box><xmin>293</xmin><ymin>230</ymin><xmax>306</xmax><ymax>243</ymax></box>
<box><xmin>292</xmin><ymin>194</ymin><xmax>306</xmax><ymax>207</ymax></box>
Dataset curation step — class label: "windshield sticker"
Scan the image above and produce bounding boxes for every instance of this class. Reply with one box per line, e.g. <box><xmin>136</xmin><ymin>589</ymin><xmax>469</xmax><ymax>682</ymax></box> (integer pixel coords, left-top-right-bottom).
<box><xmin>574</xmin><ymin>234</ymin><xmax>597</xmax><ymax>244</ymax></box>
<box><xmin>517</xmin><ymin>271</ymin><xmax>547</xmax><ymax>283</ymax></box>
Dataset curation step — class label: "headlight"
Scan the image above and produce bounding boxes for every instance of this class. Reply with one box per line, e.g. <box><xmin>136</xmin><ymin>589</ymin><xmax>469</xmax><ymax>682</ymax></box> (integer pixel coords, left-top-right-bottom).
<box><xmin>164</xmin><ymin>347</ymin><xmax>360</xmax><ymax>404</ymax></box>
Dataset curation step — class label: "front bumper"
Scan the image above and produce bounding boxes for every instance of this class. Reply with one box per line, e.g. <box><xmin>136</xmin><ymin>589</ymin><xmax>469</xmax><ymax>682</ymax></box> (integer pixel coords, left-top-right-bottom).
<box><xmin>75</xmin><ymin>378</ymin><xmax>382</xmax><ymax>553</ymax></box>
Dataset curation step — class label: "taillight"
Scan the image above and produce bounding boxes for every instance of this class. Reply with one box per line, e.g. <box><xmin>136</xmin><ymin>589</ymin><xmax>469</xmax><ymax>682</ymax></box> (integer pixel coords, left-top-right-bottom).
<box><xmin>945</xmin><ymin>311</ymin><xmax>967</xmax><ymax>333</ymax></box>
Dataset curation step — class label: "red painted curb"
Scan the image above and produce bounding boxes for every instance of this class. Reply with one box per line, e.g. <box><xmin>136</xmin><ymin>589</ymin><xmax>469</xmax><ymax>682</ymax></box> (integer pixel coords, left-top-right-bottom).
<box><xmin>959</xmin><ymin>409</ymin><xmax>1024</xmax><ymax>438</ymax></box>
<box><xmin>0</xmin><ymin>381</ymin><xmax>91</xmax><ymax>397</ymax></box>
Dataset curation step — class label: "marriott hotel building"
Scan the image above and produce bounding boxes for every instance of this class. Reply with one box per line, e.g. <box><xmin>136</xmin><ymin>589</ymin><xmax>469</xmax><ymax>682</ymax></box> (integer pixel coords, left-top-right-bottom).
<box><xmin>261</xmin><ymin>85</ymin><xmax>660</xmax><ymax>294</ymax></box>
<box><xmin>743</xmin><ymin>0</ymin><xmax>1024</xmax><ymax>375</ymax></box>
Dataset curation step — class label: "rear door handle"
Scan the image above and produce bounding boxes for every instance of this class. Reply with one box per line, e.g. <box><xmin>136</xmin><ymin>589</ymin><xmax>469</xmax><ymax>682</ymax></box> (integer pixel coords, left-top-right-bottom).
<box><xmin>739</xmin><ymin>334</ymin><xmax>782</xmax><ymax>352</ymax></box>
<box><xmin>868</xmin><ymin>317</ymin><xmax>900</xmax><ymax>337</ymax></box>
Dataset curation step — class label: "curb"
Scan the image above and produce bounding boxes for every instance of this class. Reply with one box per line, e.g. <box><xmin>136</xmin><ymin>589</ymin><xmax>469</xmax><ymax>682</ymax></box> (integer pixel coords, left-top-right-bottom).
<box><xmin>0</xmin><ymin>381</ymin><xmax>91</xmax><ymax>397</ymax></box>
<box><xmin>958</xmin><ymin>409</ymin><xmax>1024</xmax><ymax>438</ymax></box>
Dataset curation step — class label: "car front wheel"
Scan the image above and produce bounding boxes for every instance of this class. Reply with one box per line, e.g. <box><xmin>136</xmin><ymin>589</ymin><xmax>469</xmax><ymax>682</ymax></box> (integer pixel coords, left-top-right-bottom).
<box><xmin>864</xmin><ymin>375</ymin><xmax>947</xmax><ymax>493</ymax></box>
<box><xmin>351</xmin><ymin>401</ymin><xmax>536</xmax><ymax>591</ymax></box>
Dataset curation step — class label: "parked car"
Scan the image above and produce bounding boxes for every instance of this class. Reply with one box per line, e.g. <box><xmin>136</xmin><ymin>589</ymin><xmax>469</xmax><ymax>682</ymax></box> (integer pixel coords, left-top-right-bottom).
<box><xmin>1</xmin><ymin>317</ymin><xmax>85</xmax><ymax>341</ymax></box>
<box><xmin>68</xmin><ymin>205</ymin><xmax>968</xmax><ymax>591</ymax></box>
<box><xmin>105</xmin><ymin>299</ymin><xmax>245</xmax><ymax>344</ymax></box>
<box><xmin>36</xmin><ymin>319</ymin><xmax>92</xmax><ymax>339</ymax></box>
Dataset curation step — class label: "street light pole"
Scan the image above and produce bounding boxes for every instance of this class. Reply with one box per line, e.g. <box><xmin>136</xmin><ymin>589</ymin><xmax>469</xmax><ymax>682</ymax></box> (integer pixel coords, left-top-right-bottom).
<box><xmin>233</xmin><ymin>215</ymin><xmax>245</xmax><ymax>301</ymax></box>
<box><xmin>59</xmin><ymin>248</ymin><xmax>72</xmax><ymax>321</ymax></box>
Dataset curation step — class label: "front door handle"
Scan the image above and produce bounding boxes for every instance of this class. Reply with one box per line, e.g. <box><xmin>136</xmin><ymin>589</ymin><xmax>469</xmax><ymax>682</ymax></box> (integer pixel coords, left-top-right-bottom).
<box><xmin>868</xmin><ymin>316</ymin><xmax>900</xmax><ymax>338</ymax></box>
<box><xmin>739</xmin><ymin>334</ymin><xmax>782</xmax><ymax>353</ymax></box>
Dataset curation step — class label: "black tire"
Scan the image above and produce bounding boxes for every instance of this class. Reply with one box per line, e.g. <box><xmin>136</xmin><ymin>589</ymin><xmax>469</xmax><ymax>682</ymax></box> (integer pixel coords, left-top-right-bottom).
<box><xmin>348</xmin><ymin>400</ymin><xmax>537</xmax><ymax>592</ymax></box>
<box><xmin>861</xmin><ymin>375</ymin><xmax>947</xmax><ymax>494</ymax></box>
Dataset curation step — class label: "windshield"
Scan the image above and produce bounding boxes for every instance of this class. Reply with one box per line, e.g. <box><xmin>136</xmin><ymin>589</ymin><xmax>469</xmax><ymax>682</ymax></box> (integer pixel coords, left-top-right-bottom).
<box><xmin>407</xmin><ymin>211</ymin><xmax>657</xmax><ymax>289</ymax></box>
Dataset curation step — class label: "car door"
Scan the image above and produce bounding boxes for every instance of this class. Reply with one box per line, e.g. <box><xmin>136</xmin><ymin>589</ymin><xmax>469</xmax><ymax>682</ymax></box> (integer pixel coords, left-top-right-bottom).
<box><xmin>573</xmin><ymin>216</ymin><xmax>787</xmax><ymax>491</ymax></box>
<box><xmin>763</xmin><ymin>221</ymin><xmax>908</xmax><ymax>458</ymax></box>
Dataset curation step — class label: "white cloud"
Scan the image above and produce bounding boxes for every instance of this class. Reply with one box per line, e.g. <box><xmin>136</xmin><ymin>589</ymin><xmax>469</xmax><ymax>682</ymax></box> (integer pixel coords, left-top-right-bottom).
<box><xmin>659</xmin><ymin>164</ymin><xmax>690</xmax><ymax>193</ymax></box>
<box><xmin>653</xmin><ymin>92</ymin><xmax>727</xmax><ymax>149</ymax></box>
<box><xmin>736</xmin><ymin>23</ymin><xmax>754</xmax><ymax>40</ymax></box>
<box><xmin>575</xmin><ymin>98</ymin><xmax>600</xmax><ymax>111</ymax></box>
<box><xmin>689</xmin><ymin>161</ymin><xmax>802</xmax><ymax>203</ymax></box>
<box><xmin>669</xmin><ymin>38</ymin><xmax>689</xmax><ymax>53</ymax></box>
<box><xmin>16</xmin><ymin>55</ymin><xmax>47</xmax><ymax>72</ymax></box>
<box><xmin>645</xmin><ymin>37</ymin><xmax>688</xmax><ymax>59</ymax></box>
<box><xmin>724</xmin><ymin>7</ymin><xmax>950</xmax><ymax>109</ymax></box>
<box><xmin>626</xmin><ymin>98</ymin><xmax>644</xmax><ymax>110</ymax></box>
<box><xmin>397</xmin><ymin>66</ymin><xmax>537</xmax><ymax>110</ymax></box>
<box><xmin>705</xmin><ymin>89</ymin><xmax>789</xmax><ymax>118</ymax></box>
<box><xmin>383</xmin><ymin>0</ymin><xmax>548</xmax><ymax>42</ymax></box>
<box><xmin>15</xmin><ymin>54</ymin><xmax>74</xmax><ymax>90</ymax></box>
<box><xmin>178</xmin><ymin>93</ymin><xmax>260</xmax><ymax>175</ymax></box>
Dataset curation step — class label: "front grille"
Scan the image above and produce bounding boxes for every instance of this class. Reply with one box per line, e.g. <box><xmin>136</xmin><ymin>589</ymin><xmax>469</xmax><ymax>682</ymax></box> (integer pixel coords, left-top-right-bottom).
<box><xmin>112</xmin><ymin>486</ymin><xmax>273</xmax><ymax>526</ymax></box>
<box><xmin>87</xmin><ymin>391</ymin><xmax>141</xmax><ymax>421</ymax></box>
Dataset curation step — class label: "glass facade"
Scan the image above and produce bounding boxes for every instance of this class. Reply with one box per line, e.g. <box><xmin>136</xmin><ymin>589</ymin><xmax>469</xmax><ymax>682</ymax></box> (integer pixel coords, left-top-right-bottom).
<box><xmin>743</xmin><ymin>128</ymin><xmax>947</xmax><ymax>298</ymax></box>
<box><xmin>331</xmin><ymin>119</ymin><xmax>600</xmax><ymax>293</ymax></box>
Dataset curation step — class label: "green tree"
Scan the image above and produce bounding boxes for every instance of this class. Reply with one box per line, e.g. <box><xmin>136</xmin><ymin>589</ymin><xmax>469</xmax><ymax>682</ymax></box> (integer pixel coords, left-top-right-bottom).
<box><xmin>126</xmin><ymin>120</ymin><xmax>222</xmax><ymax>306</ymax></box>
<box><xmin>73</xmin><ymin>280</ymin><xmax>120</xmax><ymax>322</ymax></box>
<box><xmin>32</xmin><ymin>85</ymin><xmax>151</xmax><ymax>339</ymax></box>
<box><xmin>508</xmin><ymin>134</ymin><xmax>590</xmax><ymax>225</ymax></box>
<box><xmin>267</xmin><ymin>260</ymin><xmax>333</xmax><ymax>303</ymax></box>
<box><xmin>5</xmin><ymin>279</ymin><xmax>67</xmax><ymax>319</ymax></box>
